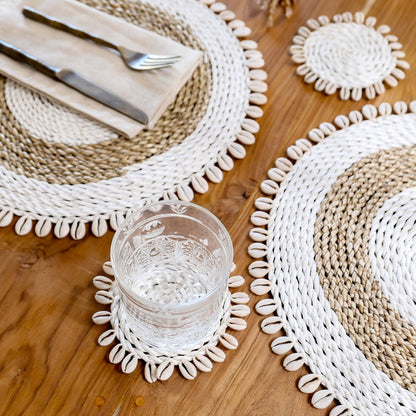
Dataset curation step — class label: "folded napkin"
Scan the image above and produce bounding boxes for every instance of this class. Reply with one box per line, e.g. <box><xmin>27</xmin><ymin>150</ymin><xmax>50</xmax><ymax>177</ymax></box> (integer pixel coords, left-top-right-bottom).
<box><xmin>0</xmin><ymin>0</ymin><xmax>202</xmax><ymax>138</ymax></box>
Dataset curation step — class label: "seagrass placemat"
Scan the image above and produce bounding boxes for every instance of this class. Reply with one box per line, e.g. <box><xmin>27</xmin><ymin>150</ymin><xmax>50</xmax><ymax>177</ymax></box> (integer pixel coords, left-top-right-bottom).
<box><xmin>0</xmin><ymin>0</ymin><xmax>266</xmax><ymax>239</ymax></box>
<box><xmin>248</xmin><ymin>102</ymin><xmax>416</xmax><ymax>416</ymax></box>
<box><xmin>290</xmin><ymin>12</ymin><xmax>409</xmax><ymax>100</ymax></box>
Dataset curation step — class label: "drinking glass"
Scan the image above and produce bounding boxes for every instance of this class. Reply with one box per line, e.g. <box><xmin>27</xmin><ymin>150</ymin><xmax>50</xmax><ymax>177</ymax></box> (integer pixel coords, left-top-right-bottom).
<box><xmin>110</xmin><ymin>201</ymin><xmax>233</xmax><ymax>353</ymax></box>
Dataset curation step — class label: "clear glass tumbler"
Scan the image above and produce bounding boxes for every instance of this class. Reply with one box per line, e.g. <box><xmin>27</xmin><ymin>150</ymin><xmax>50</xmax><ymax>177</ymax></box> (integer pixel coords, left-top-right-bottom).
<box><xmin>110</xmin><ymin>201</ymin><xmax>233</xmax><ymax>354</ymax></box>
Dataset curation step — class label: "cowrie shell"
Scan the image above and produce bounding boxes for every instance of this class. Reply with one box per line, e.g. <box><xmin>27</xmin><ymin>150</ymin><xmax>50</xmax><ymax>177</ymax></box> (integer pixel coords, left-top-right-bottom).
<box><xmin>255</xmin><ymin>298</ymin><xmax>277</xmax><ymax>315</ymax></box>
<box><xmin>298</xmin><ymin>373</ymin><xmax>322</xmax><ymax>393</ymax></box>
<box><xmin>70</xmin><ymin>220</ymin><xmax>86</xmax><ymax>240</ymax></box>
<box><xmin>110</xmin><ymin>212</ymin><xmax>125</xmax><ymax>231</ymax></box>
<box><xmin>311</xmin><ymin>390</ymin><xmax>334</xmax><ymax>409</ymax></box>
<box><xmin>93</xmin><ymin>275</ymin><xmax>113</xmax><ymax>290</ymax></box>
<box><xmin>35</xmin><ymin>218</ymin><xmax>52</xmax><ymax>237</ymax></box>
<box><xmin>179</xmin><ymin>360</ymin><xmax>197</xmax><ymax>380</ymax></box>
<box><xmin>231</xmin><ymin>304</ymin><xmax>251</xmax><ymax>317</ymax></box>
<box><xmin>249</xmin><ymin>93</ymin><xmax>267</xmax><ymax>105</ymax></box>
<box><xmin>329</xmin><ymin>405</ymin><xmax>352</xmax><ymax>416</ymax></box>
<box><xmin>249</xmin><ymin>227</ymin><xmax>268</xmax><ymax>242</ymax></box>
<box><xmin>92</xmin><ymin>216</ymin><xmax>108</xmax><ymax>237</ymax></box>
<box><xmin>254</xmin><ymin>197</ymin><xmax>273</xmax><ymax>211</ymax></box>
<box><xmin>230</xmin><ymin>292</ymin><xmax>250</xmax><ymax>304</ymax></box>
<box><xmin>283</xmin><ymin>353</ymin><xmax>305</xmax><ymax>371</ymax></box>
<box><xmin>251</xmin><ymin>278</ymin><xmax>271</xmax><ymax>295</ymax></box>
<box><xmin>54</xmin><ymin>219</ymin><xmax>70</xmax><ymax>238</ymax></box>
<box><xmin>109</xmin><ymin>343</ymin><xmax>126</xmax><ymax>364</ymax></box>
<box><xmin>271</xmin><ymin>336</ymin><xmax>293</xmax><ymax>355</ymax></box>
<box><xmin>219</xmin><ymin>332</ymin><xmax>238</xmax><ymax>349</ymax></box>
<box><xmin>103</xmin><ymin>261</ymin><xmax>113</xmax><ymax>275</ymax></box>
<box><xmin>15</xmin><ymin>215</ymin><xmax>32</xmax><ymax>235</ymax></box>
<box><xmin>95</xmin><ymin>290</ymin><xmax>113</xmax><ymax>305</ymax></box>
<box><xmin>191</xmin><ymin>174</ymin><xmax>209</xmax><ymax>194</ymax></box>
<box><xmin>206</xmin><ymin>346</ymin><xmax>226</xmax><ymax>362</ymax></box>
<box><xmin>121</xmin><ymin>353</ymin><xmax>139</xmax><ymax>374</ymax></box>
<box><xmin>251</xmin><ymin>211</ymin><xmax>269</xmax><ymax>226</ymax></box>
<box><xmin>248</xmin><ymin>260</ymin><xmax>270</xmax><ymax>278</ymax></box>
<box><xmin>156</xmin><ymin>361</ymin><xmax>175</xmax><ymax>381</ymax></box>
<box><xmin>227</xmin><ymin>317</ymin><xmax>247</xmax><ymax>331</ymax></box>
<box><xmin>0</xmin><ymin>209</ymin><xmax>13</xmax><ymax>226</ymax></box>
<box><xmin>205</xmin><ymin>165</ymin><xmax>223</xmax><ymax>183</ymax></box>
<box><xmin>248</xmin><ymin>242</ymin><xmax>268</xmax><ymax>258</ymax></box>
<box><xmin>267</xmin><ymin>168</ymin><xmax>286</xmax><ymax>182</ymax></box>
<box><xmin>98</xmin><ymin>329</ymin><xmax>116</xmax><ymax>346</ymax></box>
<box><xmin>260</xmin><ymin>179</ymin><xmax>279</xmax><ymax>195</ymax></box>
<box><xmin>228</xmin><ymin>275</ymin><xmax>245</xmax><ymax>287</ymax></box>
<box><xmin>193</xmin><ymin>355</ymin><xmax>213</xmax><ymax>372</ymax></box>
<box><xmin>261</xmin><ymin>316</ymin><xmax>283</xmax><ymax>334</ymax></box>
<box><xmin>92</xmin><ymin>310</ymin><xmax>112</xmax><ymax>325</ymax></box>
<box><xmin>228</xmin><ymin>142</ymin><xmax>246</xmax><ymax>159</ymax></box>
<box><xmin>144</xmin><ymin>362</ymin><xmax>158</xmax><ymax>383</ymax></box>
<box><xmin>274</xmin><ymin>157</ymin><xmax>292</xmax><ymax>171</ymax></box>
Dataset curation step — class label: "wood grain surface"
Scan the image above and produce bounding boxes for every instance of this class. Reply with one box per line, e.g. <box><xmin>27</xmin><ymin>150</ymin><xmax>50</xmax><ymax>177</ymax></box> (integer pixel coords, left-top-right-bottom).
<box><xmin>1</xmin><ymin>0</ymin><xmax>415</xmax><ymax>415</ymax></box>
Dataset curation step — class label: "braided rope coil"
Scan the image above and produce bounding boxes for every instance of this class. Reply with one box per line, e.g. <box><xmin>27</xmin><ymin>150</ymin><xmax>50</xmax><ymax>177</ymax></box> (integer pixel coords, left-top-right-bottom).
<box><xmin>92</xmin><ymin>261</ymin><xmax>249</xmax><ymax>382</ymax></box>
<box><xmin>249</xmin><ymin>101</ymin><xmax>416</xmax><ymax>416</ymax></box>
<box><xmin>291</xmin><ymin>12</ymin><xmax>409</xmax><ymax>100</ymax></box>
<box><xmin>0</xmin><ymin>0</ymin><xmax>267</xmax><ymax>239</ymax></box>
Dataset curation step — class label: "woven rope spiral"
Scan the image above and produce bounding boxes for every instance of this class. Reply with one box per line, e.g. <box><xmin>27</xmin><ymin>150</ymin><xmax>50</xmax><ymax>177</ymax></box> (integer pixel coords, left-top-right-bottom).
<box><xmin>92</xmin><ymin>261</ymin><xmax>250</xmax><ymax>382</ymax></box>
<box><xmin>0</xmin><ymin>0</ymin><xmax>266</xmax><ymax>239</ymax></box>
<box><xmin>290</xmin><ymin>12</ymin><xmax>409</xmax><ymax>100</ymax></box>
<box><xmin>249</xmin><ymin>102</ymin><xmax>416</xmax><ymax>415</ymax></box>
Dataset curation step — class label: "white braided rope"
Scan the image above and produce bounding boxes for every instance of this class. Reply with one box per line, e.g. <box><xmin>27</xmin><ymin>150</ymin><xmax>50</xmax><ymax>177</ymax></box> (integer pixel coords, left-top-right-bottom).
<box><xmin>249</xmin><ymin>102</ymin><xmax>416</xmax><ymax>415</ymax></box>
<box><xmin>290</xmin><ymin>12</ymin><xmax>409</xmax><ymax>100</ymax></box>
<box><xmin>92</xmin><ymin>261</ymin><xmax>249</xmax><ymax>382</ymax></box>
<box><xmin>0</xmin><ymin>0</ymin><xmax>266</xmax><ymax>238</ymax></box>
<box><xmin>5</xmin><ymin>81</ymin><xmax>117</xmax><ymax>145</ymax></box>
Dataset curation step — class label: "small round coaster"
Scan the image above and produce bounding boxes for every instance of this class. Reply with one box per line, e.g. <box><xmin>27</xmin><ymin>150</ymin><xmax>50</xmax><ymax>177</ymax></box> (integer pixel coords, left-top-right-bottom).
<box><xmin>248</xmin><ymin>101</ymin><xmax>416</xmax><ymax>415</ymax></box>
<box><xmin>92</xmin><ymin>261</ymin><xmax>250</xmax><ymax>382</ymax></box>
<box><xmin>290</xmin><ymin>11</ymin><xmax>409</xmax><ymax>100</ymax></box>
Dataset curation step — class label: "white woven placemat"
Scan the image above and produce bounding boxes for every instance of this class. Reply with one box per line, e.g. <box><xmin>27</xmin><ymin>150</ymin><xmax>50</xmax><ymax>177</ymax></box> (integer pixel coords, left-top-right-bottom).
<box><xmin>0</xmin><ymin>0</ymin><xmax>266</xmax><ymax>239</ymax></box>
<box><xmin>290</xmin><ymin>11</ymin><xmax>409</xmax><ymax>100</ymax></box>
<box><xmin>248</xmin><ymin>101</ymin><xmax>416</xmax><ymax>416</ymax></box>
<box><xmin>92</xmin><ymin>261</ymin><xmax>249</xmax><ymax>382</ymax></box>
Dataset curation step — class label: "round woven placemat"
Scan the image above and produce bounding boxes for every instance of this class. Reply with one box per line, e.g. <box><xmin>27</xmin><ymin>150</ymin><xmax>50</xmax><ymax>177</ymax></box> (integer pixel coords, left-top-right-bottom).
<box><xmin>290</xmin><ymin>11</ymin><xmax>409</xmax><ymax>100</ymax></box>
<box><xmin>92</xmin><ymin>261</ymin><xmax>250</xmax><ymax>382</ymax></box>
<box><xmin>248</xmin><ymin>102</ymin><xmax>416</xmax><ymax>416</ymax></box>
<box><xmin>0</xmin><ymin>0</ymin><xmax>266</xmax><ymax>239</ymax></box>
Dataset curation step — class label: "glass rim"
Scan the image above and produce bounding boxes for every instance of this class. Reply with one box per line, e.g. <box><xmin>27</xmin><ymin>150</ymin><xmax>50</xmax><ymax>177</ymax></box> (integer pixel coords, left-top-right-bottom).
<box><xmin>110</xmin><ymin>200</ymin><xmax>234</xmax><ymax>310</ymax></box>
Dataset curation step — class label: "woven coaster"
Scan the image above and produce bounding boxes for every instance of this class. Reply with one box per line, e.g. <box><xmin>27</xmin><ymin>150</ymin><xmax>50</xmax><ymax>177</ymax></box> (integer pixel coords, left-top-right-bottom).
<box><xmin>248</xmin><ymin>102</ymin><xmax>416</xmax><ymax>415</ymax></box>
<box><xmin>92</xmin><ymin>261</ymin><xmax>249</xmax><ymax>382</ymax></box>
<box><xmin>0</xmin><ymin>0</ymin><xmax>266</xmax><ymax>239</ymax></box>
<box><xmin>290</xmin><ymin>11</ymin><xmax>409</xmax><ymax>100</ymax></box>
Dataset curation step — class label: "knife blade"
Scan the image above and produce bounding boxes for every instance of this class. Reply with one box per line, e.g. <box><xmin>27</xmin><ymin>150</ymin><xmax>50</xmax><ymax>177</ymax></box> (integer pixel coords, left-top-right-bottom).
<box><xmin>0</xmin><ymin>39</ymin><xmax>148</xmax><ymax>125</ymax></box>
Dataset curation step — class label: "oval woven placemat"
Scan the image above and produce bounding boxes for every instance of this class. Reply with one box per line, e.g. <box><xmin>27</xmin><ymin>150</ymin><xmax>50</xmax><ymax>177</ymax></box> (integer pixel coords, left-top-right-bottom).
<box><xmin>249</xmin><ymin>102</ymin><xmax>416</xmax><ymax>416</ymax></box>
<box><xmin>0</xmin><ymin>0</ymin><xmax>266</xmax><ymax>239</ymax></box>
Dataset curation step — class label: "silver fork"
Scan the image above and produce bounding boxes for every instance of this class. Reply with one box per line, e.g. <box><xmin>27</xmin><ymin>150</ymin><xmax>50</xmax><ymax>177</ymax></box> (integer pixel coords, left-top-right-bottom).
<box><xmin>22</xmin><ymin>6</ymin><xmax>181</xmax><ymax>71</ymax></box>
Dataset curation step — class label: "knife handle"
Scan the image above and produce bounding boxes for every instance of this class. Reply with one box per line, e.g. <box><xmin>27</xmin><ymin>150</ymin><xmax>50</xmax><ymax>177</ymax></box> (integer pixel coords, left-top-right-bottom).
<box><xmin>0</xmin><ymin>40</ymin><xmax>58</xmax><ymax>78</ymax></box>
<box><xmin>23</xmin><ymin>7</ymin><xmax>118</xmax><ymax>52</ymax></box>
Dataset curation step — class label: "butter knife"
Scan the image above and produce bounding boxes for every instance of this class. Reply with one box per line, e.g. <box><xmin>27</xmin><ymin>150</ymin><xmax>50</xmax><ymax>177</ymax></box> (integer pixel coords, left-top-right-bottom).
<box><xmin>0</xmin><ymin>39</ymin><xmax>148</xmax><ymax>125</ymax></box>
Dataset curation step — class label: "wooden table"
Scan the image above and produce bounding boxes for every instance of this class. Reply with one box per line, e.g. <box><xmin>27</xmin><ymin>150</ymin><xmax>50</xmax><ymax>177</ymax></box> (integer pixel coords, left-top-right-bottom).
<box><xmin>1</xmin><ymin>0</ymin><xmax>415</xmax><ymax>414</ymax></box>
